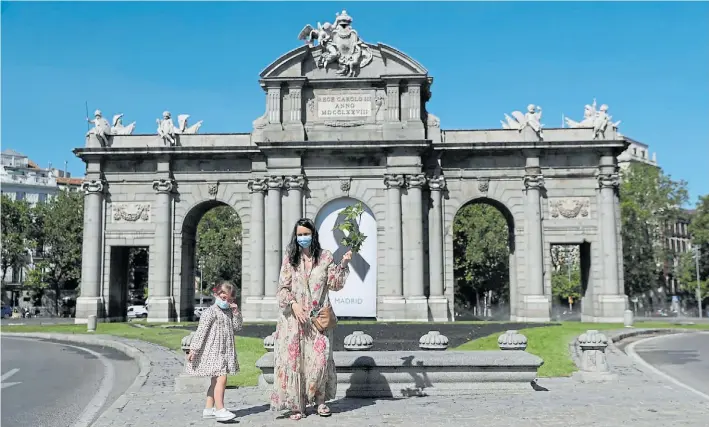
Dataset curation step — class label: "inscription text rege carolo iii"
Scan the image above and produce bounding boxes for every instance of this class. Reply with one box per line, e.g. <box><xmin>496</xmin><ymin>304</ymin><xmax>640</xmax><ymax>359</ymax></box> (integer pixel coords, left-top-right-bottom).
<box><xmin>317</xmin><ymin>94</ymin><xmax>373</xmax><ymax>118</ymax></box>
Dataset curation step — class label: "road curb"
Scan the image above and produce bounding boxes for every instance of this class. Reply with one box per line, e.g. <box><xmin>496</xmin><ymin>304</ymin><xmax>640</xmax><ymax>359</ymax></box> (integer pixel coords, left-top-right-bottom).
<box><xmin>1</xmin><ymin>333</ymin><xmax>152</xmax><ymax>424</ymax></box>
<box><xmin>626</xmin><ymin>333</ymin><xmax>709</xmax><ymax>401</ymax></box>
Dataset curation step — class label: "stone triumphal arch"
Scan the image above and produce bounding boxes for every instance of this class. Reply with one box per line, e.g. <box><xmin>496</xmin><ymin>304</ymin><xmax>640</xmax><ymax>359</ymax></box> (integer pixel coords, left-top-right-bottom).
<box><xmin>74</xmin><ymin>10</ymin><xmax>628</xmax><ymax>324</ymax></box>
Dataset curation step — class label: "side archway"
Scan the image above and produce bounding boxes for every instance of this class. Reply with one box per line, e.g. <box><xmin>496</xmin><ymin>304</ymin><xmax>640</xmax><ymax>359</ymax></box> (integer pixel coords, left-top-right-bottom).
<box><xmin>314</xmin><ymin>197</ymin><xmax>378</xmax><ymax>318</ymax></box>
<box><xmin>179</xmin><ymin>199</ymin><xmax>243</xmax><ymax>320</ymax></box>
<box><xmin>451</xmin><ymin>197</ymin><xmax>516</xmax><ymax>320</ymax></box>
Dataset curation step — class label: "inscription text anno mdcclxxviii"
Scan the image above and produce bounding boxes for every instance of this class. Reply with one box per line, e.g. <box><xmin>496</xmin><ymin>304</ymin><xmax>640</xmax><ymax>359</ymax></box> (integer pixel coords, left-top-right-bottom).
<box><xmin>317</xmin><ymin>94</ymin><xmax>372</xmax><ymax>118</ymax></box>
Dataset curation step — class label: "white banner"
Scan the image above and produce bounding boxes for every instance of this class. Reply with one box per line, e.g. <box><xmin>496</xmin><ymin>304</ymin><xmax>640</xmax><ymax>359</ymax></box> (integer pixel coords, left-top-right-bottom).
<box><xmin>315</xmin><ymin>198</ymin><xmax>377</xmax><ymax>318</ymax></box>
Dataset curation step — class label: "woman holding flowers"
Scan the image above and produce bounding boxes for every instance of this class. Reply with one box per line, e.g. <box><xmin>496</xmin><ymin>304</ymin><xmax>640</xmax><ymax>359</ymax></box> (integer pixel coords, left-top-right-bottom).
<box><xmin>270</xmin><ymin>218</ymin><xmax>352</xmax><ymax>420</ymax></box>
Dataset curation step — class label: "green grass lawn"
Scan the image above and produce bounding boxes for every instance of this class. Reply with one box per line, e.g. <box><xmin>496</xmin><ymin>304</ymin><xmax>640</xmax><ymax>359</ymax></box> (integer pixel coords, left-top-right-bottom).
<box><xmin>454</xmin><ymin>321</ymin><xmax>709</xmax><ymax>377</ymax></box>
<box><xmin>1</xmin><ymin>323</ymin><xmax>266</xmax><ymax>387</ymax></box>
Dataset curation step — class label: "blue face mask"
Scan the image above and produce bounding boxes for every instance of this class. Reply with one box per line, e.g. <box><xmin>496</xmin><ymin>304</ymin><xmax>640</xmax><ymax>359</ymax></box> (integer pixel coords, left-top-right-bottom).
<box><xmin>297</xmin><ymin>235</ymin><xmax>312</xmax><ymax>248</ymax></box>
<box><xmin>215</xmin><ymin>297</ymin><xmax>230</xmax><ymax>310</ymax></box>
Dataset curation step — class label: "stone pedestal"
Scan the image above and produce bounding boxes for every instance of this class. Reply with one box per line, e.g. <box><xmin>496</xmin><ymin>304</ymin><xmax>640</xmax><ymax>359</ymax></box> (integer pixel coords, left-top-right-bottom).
<box><xmin>258</xmin><ymin>297</ymin><xmax>280</xmax><ymax>321</ymax></box>
<box><xmin>405</xmin><ymin>296</ymin><xmax>428</xmax><ymax>321</ymax></box>
<box><xmin>242</xmin><ymin>296</ymin><xmax>279</xmax><ymax>321</ymax></box>
<box><xmin>594</xmin><ymin>294</ymin><xmax>628</xmax><ymax>323</ymax></box>
<box><xmin>519</xmin><ymin>295</ymin><xmax>551</xmax><ymax>322</ymax></box>
<box><xmin>74</xmin><ymin>297</ymin><xmax>104</xmax><ymax>324</ymax></box>
<box><xmin>378</xmin><ymin>296</ymin><xmax>407</xmax><ymax>321</ymax></box>
<box><xmin>147</xmin><ymin>296</ymin><xmax>175</xmax><ymax>323</ymax></box>
<box><xmin>427</xmin><ymin>296</ymin><xmax>449</xmax><ymax>322</ymax></box>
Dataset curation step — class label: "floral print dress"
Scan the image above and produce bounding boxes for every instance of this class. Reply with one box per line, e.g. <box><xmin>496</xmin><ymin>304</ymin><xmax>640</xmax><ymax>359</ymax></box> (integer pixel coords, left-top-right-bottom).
<box><xmin>270</xmin><ymin>249</ymin><xmax>350</xmax><ymax>413</ymax></box>
<box><xmin>186</xmin><ymin>304</ymin><xmax>244</xmax><ymax>377</ymax></box>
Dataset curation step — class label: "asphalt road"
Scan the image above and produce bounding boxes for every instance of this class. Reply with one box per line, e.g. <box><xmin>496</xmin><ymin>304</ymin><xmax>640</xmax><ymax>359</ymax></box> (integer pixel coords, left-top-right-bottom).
<box><xmin>632</xmin><ymin>332</ymin><xmax>709</xmax><ymax>398</ymax></box>
<box><xmin>1</xmin><ymin>336</ymin><xmax>139</xmax><ymax>427</ymax></box>
<box><xmin>1</xmin><ymin>317</ymin><xmax>76</xmax><ymax>326</ymax></box>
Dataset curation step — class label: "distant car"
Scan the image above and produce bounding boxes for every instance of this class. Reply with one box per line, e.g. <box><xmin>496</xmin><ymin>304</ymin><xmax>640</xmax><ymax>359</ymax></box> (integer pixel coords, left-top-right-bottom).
<box><xmin>127</xmin><ymin>305</ymin><xmax>148</xmax><ymax>319</ymax></box>
<box><xmin>1</xmin><ymin>304</ymin><xmax>12</xmax><ymax>318</ymax></box>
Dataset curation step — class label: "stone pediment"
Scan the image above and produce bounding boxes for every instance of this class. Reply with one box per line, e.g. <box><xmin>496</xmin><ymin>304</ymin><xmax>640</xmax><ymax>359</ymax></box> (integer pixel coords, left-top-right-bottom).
<box><xmin>259</xmin><ymin>43</ymin><xmax>429</xmax><ymax>82</ymax></box>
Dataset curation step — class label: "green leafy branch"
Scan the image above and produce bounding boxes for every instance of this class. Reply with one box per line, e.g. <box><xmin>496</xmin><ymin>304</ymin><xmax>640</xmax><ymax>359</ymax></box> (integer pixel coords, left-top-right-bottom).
<box><xmin>333</xmin><ymin>202</ymin><xmax>367</xmax><ymax>254</ymax></box>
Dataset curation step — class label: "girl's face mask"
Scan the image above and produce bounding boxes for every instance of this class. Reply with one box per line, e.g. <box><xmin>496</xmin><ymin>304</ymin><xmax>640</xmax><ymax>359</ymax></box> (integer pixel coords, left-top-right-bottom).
<box><xmin>215</xmin><ymin>296</ymin><xmax>230</xmax><ymax>310</ymax></box>
<box><xmin>297</xmin><ymin>235</ymin><xmax>312</xmax><ymax>248</ymax></box>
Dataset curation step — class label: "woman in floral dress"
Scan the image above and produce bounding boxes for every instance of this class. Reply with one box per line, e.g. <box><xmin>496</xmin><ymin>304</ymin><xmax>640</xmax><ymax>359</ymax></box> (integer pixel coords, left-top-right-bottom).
<box><xmin>270</xmin><ymin>218</ymin><xmax>352</xmax><ymax>420</ymax></box>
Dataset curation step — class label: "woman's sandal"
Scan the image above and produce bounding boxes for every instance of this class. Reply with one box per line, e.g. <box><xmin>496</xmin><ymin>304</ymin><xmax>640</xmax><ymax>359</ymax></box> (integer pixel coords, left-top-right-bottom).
<box><xmin>317</xmin><ymin>404</ymin><xmax>332</xmax><ymax>417</ymax></box>
<box><xmin>289</xmin><ymin>412</ymin><xmax>304</xmax><ymax>421</ymax></box>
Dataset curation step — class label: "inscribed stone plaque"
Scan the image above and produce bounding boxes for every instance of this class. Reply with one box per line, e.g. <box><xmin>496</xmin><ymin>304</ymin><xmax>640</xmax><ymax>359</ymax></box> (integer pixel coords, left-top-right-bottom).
<box><xmin>317</xmin><ymin>93</ymin><xmax>373</xmax><ymax>118</ymax></box>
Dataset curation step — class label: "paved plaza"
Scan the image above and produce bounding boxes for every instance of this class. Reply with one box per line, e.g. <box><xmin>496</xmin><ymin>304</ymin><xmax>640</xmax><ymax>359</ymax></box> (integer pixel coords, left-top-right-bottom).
<box><xmin>23</xmin><ymin>333</ymin><xmax>701</xmax><ymax>427</ymax></box>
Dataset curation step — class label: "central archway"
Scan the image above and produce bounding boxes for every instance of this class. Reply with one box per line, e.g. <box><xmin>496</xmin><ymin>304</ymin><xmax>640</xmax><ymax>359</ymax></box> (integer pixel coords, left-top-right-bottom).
<box><xmin>314</xmin><ymin>197</ymin><xmax>377</xmax><ymax>318</ymax></box>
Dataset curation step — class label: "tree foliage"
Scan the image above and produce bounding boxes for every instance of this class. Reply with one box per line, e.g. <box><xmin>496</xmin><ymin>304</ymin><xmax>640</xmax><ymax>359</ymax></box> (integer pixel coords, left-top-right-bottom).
<box><xmin>333</xmin><ymin>202</ymin><xmax>367</xmax><ymax>253</ymax></box>
<box><xmin>678</xmin><ymin>195</ymin><xmax>709</xmax><ymax>303</ymax></box>
<box><xmin>453</xmin><ymin>203</ymin><xmax>510</xmax><ymax>308</ymax></box>
<box><xmin>620</xmin><ymin>163</ymin><xmax>689</xmax><ymax>296</ymax></box>
<box><xmin>1</xmin><ymin>195</ymin><xmax>33</xmax><ymax>283</ymax></box>
<box><xmin>195</xmin><ymin>206</ymin><xmax>242</xmax><ymax>295</ymax></box>
<box><xmin>26</xmin><ymin>191</ymin><xmax>84</xmax><ymax>313</ymax></box>
<box><xmin>551</xmin><ymin>267</ymin><xmax>582</xmax><ymax>301</ymax></box>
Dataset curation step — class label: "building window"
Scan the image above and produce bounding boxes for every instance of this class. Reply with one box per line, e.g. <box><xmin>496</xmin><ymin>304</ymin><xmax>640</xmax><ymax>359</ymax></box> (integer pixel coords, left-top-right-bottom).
<box><xmin>38</xmin><ymin>193</ymin><xmax>47</xmax><ymax>203</ymax></box>
<box><xmin>16</xmin><ymin>191</ymin><xmax>25</xmax><ymax>200</ymax></box>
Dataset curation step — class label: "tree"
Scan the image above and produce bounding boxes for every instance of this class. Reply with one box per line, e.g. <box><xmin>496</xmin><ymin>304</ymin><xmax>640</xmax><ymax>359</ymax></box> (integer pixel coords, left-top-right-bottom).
<box><xmin>453</xmin><ymin>203</ymin><xmax>510</xmax><ymax>313</ymax></box>
<box><xmin>27</xmin><ymin>191</ymin><xmax>84</xmax><ymax>314</ymax></box>
<box><xmin>551</xmin><ymin>267</ymin><xmax>582</xmax><ymax>302</ymax></box>
<box><xmin>678</xmin><ymin>195</ymin><xmax>709</xmax><ymax>306</ymax></box>
<box><xmin>195</xmin><ymin>206</ymin><xmax>242</xmax><ymax>297</ymax></box>
<box><xmin>620</xmin><ymin>163</ymin><xmax>689</xmax><ymax>297</ymax></box>
<box><xmin>1</xmin><ymin>195</ymin><xmax>32</xmax><ymax>284</ymax></box>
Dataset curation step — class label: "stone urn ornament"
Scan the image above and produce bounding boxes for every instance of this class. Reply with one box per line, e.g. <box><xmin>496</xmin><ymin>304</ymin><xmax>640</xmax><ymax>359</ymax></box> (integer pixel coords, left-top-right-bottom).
<box><xmin>343</xmin><ymin>331</ymin><xmax>373</xmax><ymax>351</ymax></box>
<box><xmin>419</xmin><ymin>331</ymin><xmax>449</xmax><ymax>350</ymax></box>
<box><xmin>263</xmin><ymin>331</ymin><xmax>276</xmax><ymax>352</ymax></box>
<box><xmin>497</xmin><ymin>330</ymin><xmax>528</xmax><ymax>351</ymax></box>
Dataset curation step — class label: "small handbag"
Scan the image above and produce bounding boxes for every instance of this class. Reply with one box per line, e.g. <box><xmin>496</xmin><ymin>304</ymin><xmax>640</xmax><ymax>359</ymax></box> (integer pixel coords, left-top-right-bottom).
<box><xmin>312</xmin><ymin>304</ymin><xmax>337</xmax><ymax>333</ymax></box>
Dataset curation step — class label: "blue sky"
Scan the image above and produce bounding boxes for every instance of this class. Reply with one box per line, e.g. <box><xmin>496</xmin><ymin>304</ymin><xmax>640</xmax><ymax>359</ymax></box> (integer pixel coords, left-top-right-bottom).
<box><xmin>2</xmin><ymin>1</ymin><xmax>708</xmax><ymax>203</ymax></box>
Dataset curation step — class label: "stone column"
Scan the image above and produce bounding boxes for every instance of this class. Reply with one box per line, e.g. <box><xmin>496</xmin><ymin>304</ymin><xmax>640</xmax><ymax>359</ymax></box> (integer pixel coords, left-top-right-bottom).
<box><xmin>521</xmin><ymin>155</ymin><xmax>550</xmax><ymax>322</ymax></box>
<box><xmin>267</xmin><ymin>87</ymin><xmax>282</xmax><ymax>125</ymax></box>
<box><xmin>247</xmin><ymin>178</ymin><xmax>267</xmax><ymax>298</ymax></box>
<box><xmin>598</xmin><ymin>173</ymin><xmax>620</xmax><ymax>294</ymax></box>
<box><xmin>404</xmin><ymin>173</ymin><xmax>428</xmax><ymax>320</ymax></box>
<box><xmin>284</xmin><ymin>175</ymin><xmax>305</xmax><ymax>239</ymax></box>
<box><xmin>407</xmin><ymin>83</ymin><xmax>422</xmax><ymax>121</ymax></box>
<box><xmin>386</xmin><ymin>82</ymin><xmax>400</xmax><ymax>122</ymax></box>
<box><xmin>383</xmin><ymin>174</ymin><xmax>405</xmax><ymax>297</ymax></box>
<box><xmin>149</xmin><ymin>178</ymin><xmax>175</xmax><ymax>323</ymax></box>
<box><xmin>75</xmin><ymin>179</ymin><xmax>106</xmax><ymax>324</ymax></box>
<box><xmin>264</xmin><ymin>176</ymin><xmax>284</xmax><ymax>299</ymax></box>
<box><xmin>595</xmin><ymin>156</ymin><xmax>626</xmax><ymax>322</ymax></box>
<box><xmin>427</xmin><ymin>175</ymin><xmax>448</xmax><ymax>321</ymax></box>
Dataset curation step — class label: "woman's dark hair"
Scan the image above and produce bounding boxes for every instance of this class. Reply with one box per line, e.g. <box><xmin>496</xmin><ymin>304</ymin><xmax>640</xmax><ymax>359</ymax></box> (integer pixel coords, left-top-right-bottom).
<box><xmin>286</xmin><ymin>218</ymin><xmax>322</xmax><ymax>268</ymax></box>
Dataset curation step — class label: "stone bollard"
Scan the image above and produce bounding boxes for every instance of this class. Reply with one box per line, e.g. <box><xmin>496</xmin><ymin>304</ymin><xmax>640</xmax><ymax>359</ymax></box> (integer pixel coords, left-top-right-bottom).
<box><xmin>344</xmin><ymin>331</ymin><xmax>374</xmax><ymax>351</ymax></box>
<box><xmin>263</xmin><ymin>332</ymin><xmax>276</xmax><ymax>352</ymax></box>
<box><xmin>574</xmin><ymin>329</ymin><xmax>617</xmax><ymax>383</ymax></box>
<box><xmin>175</xmin><ymin>332</ymin><xmax>208</xmax><ymax>393</ymax></box>
<box><xmin>623</xmin><ymin>310</ymin><xmax>634</xmax><ymax>328</ymax></box>
<box><xmin>497</xmin><ymin>330</ymin><xmax>528</xmax><ymax>351</ymax></box>
<box><xmin>419</xmin><ymin>331</ymin><xmax>449</xmax><ymax>350</ymax></box>
<box><xmin>87</xmin><ymin>315</ymin><xmax>97</xmax><ymax>333</ymax></box>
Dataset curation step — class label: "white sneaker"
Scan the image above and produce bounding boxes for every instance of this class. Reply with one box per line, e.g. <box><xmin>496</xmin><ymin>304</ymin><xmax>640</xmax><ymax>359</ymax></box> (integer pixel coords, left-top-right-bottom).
<box><xmin>202</xmin><ymin>408</ymin><xmax>215</xmax><ymax>419</ymax></box>
<box><xmin>214</xmin><ymin>408</ymin><xmax>236</xmax><ymax>422</ymax></box>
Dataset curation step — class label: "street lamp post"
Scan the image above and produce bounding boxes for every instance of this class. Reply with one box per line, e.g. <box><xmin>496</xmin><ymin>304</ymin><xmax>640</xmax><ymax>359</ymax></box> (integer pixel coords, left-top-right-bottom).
<box><xmin>567</xmin><ymin>251</ymin><xmax>573</xmax><ymax>311</ymax></box>
<box><xmin>694</xmin><ymin>245</ymin><xmax>703</xmax><ymax>319</ymax></box>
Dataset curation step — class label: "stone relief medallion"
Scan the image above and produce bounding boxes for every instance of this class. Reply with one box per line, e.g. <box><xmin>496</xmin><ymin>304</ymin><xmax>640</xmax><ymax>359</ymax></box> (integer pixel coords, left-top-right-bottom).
<box><xmin>478</xmin><ymin>179</ymin><xmax>490</xmax><ymax>193</ymax></box>
<box><xmin>340</xmin><ymin>179</ymin><xmax>351</xmax><ymax>193</ymax></box>
<box><xmin>112</xmin><ymin>203</ymin><xmax>151</xmax><ymax>222</ymax></box>
<box><xmin>549</xmin><ymin>198</ymin><xmax>590</xmax><ymax>219</ymax></box>
<box><xmin>207</xmin><ymin>182</ymin><xmax>218</xmax><ymax>198</ymax></box>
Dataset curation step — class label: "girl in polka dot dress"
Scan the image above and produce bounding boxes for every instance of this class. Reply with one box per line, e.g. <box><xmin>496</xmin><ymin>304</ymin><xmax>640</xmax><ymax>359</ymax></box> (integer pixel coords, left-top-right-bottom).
<box><xmin>186</xmin><ymin>281</ymin><xmax>243</xmax><ymax>422</ymax></box>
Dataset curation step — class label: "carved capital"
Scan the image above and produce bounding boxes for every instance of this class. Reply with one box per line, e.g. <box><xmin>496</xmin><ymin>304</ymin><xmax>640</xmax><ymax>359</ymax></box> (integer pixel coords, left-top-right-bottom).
<box><xmin>428</xmin><ymin>175</ymin><xmax>446</xmax><ymax>191</ymax></box>
<box><xmin>266</xmin><ymin>175</ymin><xmax>284</xmax><ymax>190</ymax></box>
<box><xmin>383</xmin><ymin>174</ymin><xmax>405</xmax><ymax>189</ymax></box>
<box><xmin>407</xmin><ymin>173</ymin><xmax>427</xmax><ymax>189</ymax></box>
<box><xmin>523</xmin><ymin>175</ymin><xmax>545</xmax><ymax>190</ymax></box>
<box><xmin>152</xmin><ymin>179</ymin><xmax>174</xmax><ymax>194</ymax></box>
<box><xmin>81</xmin><ymin>179</ymin><xmax>106</xmax><ymax>195</ymax></box>
<box><xmin>597</xmin><ymin>173</ymin><xmax>619</xmax><ymax>189</ymax></box>
<box><xmin>247</xmin><ymin>178</ymin><xmax>267</xmax><ymax>193</ymax></box>
<box><xmin>284</xmin><ymin>175</ymin><xmax>306</xmax><ymax>190</ymax></box>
